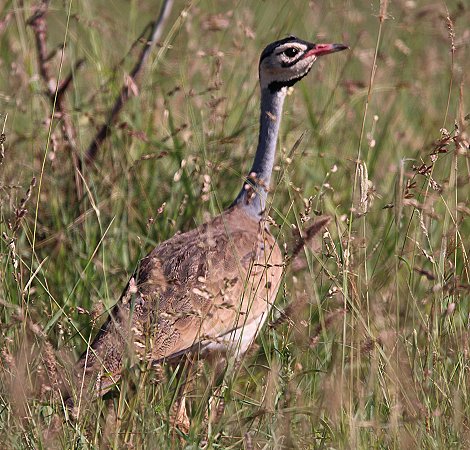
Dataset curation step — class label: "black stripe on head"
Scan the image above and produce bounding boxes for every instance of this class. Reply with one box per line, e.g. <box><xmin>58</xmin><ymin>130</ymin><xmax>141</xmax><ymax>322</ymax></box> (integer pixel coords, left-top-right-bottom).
<box><xmin>268</xmin><ymin>75</ymin><xmax>305</xmax><ymax>93</ymax></box>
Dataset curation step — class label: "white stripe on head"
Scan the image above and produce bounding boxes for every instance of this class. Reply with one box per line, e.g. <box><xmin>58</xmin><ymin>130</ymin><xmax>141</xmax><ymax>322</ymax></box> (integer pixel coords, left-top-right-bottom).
<box><xmin>273</xmin><ymin>42</ymin><xmax>308</xmax><ymax>55</ymax></box>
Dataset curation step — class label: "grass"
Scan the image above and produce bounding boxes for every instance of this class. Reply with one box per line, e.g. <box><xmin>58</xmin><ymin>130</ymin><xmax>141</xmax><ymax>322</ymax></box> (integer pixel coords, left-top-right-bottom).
<box><xmin>0</xmin><ymin>0</ymin><xmax>469</xmax><ymax>448</ymax></box>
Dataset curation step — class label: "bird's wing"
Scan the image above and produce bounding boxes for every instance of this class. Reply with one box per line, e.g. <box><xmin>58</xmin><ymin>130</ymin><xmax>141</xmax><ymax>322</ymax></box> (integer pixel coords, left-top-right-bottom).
<box><xmin>74</xmin><ymin>207</ymin><xmax>282</xmax><ymax>397</ymax></box>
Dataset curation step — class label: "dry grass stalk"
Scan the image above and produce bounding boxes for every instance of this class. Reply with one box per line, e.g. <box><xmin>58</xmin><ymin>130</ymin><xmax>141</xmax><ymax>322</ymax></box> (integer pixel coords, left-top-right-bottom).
<box><xmin>286</xmin><ymin>216</ymin><xmax>331</xmax><ymax>266</ymax></box>
<box><xmin>27</xmin><ymin>0</ymin><xmax>83</xmax><ymax>200</ymax></box>
<box><xmin>309</xmin><ymin>308</ymin><xmax>346</xmax><ymax>349</ymax></box>
<box><xmin>243</xmin><ymin>432</ymin><xmax>254</xmax><ymax>450</ymax></box>
<box><xmin>0</xmin><ymin>113</ymin><xmax>6</xmax><ymax>165</ymax></box>
<box><xmin>170</xmin><ymin>394</ymin><xmax>191</xmax><ymax>435</ymax></box>
<box><xmin>85</xmin><ymin>0</ymin><xmax>175</xmax><ymax>163</ymax></box>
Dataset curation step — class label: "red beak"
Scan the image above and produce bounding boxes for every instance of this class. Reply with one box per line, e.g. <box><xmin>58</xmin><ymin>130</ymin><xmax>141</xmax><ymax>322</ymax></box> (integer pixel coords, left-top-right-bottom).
<box><xmin>304</xmin><ymin>43</ymin><xmax>349</xmax><ymax>58</ymax></box>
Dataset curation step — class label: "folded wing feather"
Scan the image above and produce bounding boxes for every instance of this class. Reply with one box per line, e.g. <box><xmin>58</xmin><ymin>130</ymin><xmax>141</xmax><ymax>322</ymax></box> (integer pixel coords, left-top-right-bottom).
<box><xmin>74</xmin><ymin>206</ymin><xmax>283</xmax><ymax>397</ymax></box>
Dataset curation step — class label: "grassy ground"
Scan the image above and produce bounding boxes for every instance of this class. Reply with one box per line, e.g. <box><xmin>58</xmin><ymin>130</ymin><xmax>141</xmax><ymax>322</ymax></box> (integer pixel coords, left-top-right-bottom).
<box><xmin>0</xmin><ymin>0</ymin><xmax>469</xmax><ymax>448</ymax></box>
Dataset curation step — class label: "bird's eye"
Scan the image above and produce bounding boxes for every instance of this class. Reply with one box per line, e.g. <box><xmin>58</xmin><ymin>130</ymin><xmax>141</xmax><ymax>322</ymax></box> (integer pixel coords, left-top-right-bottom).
<box><xmin>283</xmin><ymin>48</ymin><xmax>299</xmax><ymax>58</ymax></box>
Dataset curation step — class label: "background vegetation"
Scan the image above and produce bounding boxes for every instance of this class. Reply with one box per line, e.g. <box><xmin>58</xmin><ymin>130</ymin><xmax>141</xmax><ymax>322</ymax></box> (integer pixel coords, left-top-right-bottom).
<box><xmin>0</xmin><ymin>0</ymin><xmax>469</xmax><ymax>448</ymax></box>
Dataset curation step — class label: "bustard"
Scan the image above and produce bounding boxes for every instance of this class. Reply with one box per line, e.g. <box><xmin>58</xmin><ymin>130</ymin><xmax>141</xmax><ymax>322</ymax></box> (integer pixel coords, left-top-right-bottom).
<box><xmin>67</xmin><ymin>36</ymin><xmax>347</xmax><ymax>404</ymax></box>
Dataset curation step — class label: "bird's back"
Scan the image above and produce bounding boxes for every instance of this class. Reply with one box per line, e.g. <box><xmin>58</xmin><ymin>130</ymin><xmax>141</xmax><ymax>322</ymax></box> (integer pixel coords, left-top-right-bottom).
<box><xmin>72</xmin><ymin>205</ymin><xmax>283</xmax><ymax>398</ymax></box>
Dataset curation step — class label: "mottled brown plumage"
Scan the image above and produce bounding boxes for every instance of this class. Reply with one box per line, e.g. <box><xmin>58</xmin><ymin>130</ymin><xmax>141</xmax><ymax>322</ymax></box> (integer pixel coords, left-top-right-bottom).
<box><xmin>74</xmin><ymin>206</ymin><xmax>282</xmax><ymax>398</ymax></box>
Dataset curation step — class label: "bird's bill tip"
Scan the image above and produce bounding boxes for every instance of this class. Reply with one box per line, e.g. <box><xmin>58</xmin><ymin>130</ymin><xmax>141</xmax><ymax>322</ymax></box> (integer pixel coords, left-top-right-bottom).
<box><xmin>305</xmin><ymin>43</ymin><xmax>349</xmax><ymax>58</ymax></box>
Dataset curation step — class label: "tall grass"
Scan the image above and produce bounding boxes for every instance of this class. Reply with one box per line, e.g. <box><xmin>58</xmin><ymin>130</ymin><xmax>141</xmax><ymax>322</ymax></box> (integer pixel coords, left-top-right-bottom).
<box><xmin>0</xmin><ymin>0</ymin><xmax>469</xmax><ymax>448</ymax></box>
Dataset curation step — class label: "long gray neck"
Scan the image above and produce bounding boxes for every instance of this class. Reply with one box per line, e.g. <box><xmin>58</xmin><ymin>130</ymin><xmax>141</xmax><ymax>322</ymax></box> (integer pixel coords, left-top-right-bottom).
<box><xmin>233</xmin><ymin>87</ymin><xmax>287</xmax><ymax>220</ymax></box>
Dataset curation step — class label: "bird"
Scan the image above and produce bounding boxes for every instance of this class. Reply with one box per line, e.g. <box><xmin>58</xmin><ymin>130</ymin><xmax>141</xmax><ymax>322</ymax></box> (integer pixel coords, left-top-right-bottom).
<box><xmin>66</xmin><ymin>36</ymin><xmax>347</xmax><ymax>406</ymax></box>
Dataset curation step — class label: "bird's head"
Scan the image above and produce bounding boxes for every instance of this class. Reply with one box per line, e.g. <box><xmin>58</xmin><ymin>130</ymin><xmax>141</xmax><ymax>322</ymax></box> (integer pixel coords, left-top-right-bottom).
<box><xmin>259</xmin><ymin>36</ymin><xmax>348</xmax><ymax>92</ymax></box>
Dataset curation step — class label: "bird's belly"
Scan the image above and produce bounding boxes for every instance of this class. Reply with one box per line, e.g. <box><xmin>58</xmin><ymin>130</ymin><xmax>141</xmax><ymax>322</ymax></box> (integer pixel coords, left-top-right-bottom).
<box><xmin>200</xmin><ymin>310</ymin><xmax>269</xmax><ymax>357</ymax></box>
